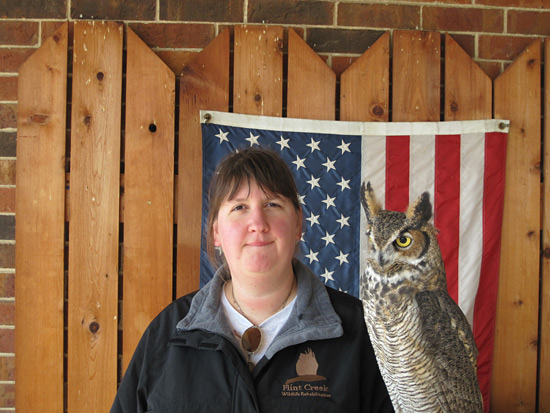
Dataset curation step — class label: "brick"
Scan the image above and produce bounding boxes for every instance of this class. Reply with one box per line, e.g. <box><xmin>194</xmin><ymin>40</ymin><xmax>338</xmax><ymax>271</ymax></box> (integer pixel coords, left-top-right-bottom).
<box><xmin>0</xmin><ymin>0</ymin><xmax>66</xmax><ymax>18</ymax></box>
<box><xmin>0</xmin><ymin>216</ymin><xmax>14</xmax><ymax>241</ymax></box>
<box><xmin>0</xmin><ymin>132</ymin><xmax>16</xmax><ymax>157</ymax></box>
<box><xmin>155</xmin><ymin>50</ymin><xmax>198</xmax><ymax>75</ymax></box>
<box><xmin>0</xmin><ymin>21</ymin><xmax>39</xmax><ymax>46</ymax></box>
<box><xmin>423</xmin><ymin>6</ymin><xmax>503</xmax><ymax>33</ymax></box>
<box><xmin>71</xmin><ymin>0</ymin><xmax>155</xmax><ymax>20</ymax></box>
<box><xmin>0</xmin><ymin>48</ymin><xmax>35</xmax><ymax>73</ymax></box>
<box><xmin>446</xmin><ymin>34</ymin><xmax>475</xmax><ymax>58</ymax></box>
<box><xmin>508</xmin><ymin>10</ymin><xmax>550</xmax><ymax>35</ymax></box>
<box><xmin>307</xmin><ymin>28</ymin><xmax>386</xmax><ymax>54</ymax></box>
<box><xmin>331</xmin><ymin>56</ymin><xmax>358</xmax><ymax>77</ymax></box>
<box><xmin>477</xmin><ymin>61</ymin><xmax>502</xmax><ymax>80</ymax></box>
<box><xmin>0</xmin><ymin>383</ymin><xmax>14</xmax><ymax>408</ymax></box>
<box><xmin>248</xmin><ymin>0</ymin><xmax>333</xmax><ymax>25</ymax></box>
<box><xmin>0</xmin><ymin>160</ymin><xmax>16</xmax><ymax>186</ymax></box>
<box><xmin>477</xmin><ymin>0</ymin><xmax>546</xmax><ymax>7</ymax></box>
<box><xmin>0</xmin><ymin>273</ymin><xmax>15</xmax><ymax>298</ymax></box>
<box><xmin>0</xmin><ymin>76</ymin><xmax>17</xmax><ymax>102</ymax></box>
<box><xmin>0</xmin><ymin>188</ymin><xmax>15</xmax><ymax>214</ymax></box>
<box><xmin>0</xmin><ymin>328</ymin><xmax>14</xmax><ymax>352</ymax></box>
<box><xmin>0</xmin><ymin>103</ymin><xmax>17</xmax><ymax>129</ymax></box>
<box><xmin>0</xmin><ymin>243</ymin><xmax>15</xmax><ymax>269</ymax></box>
<box><xmin>0</xmin><ymin>301</ymin><xmax>14</xmax><ymax>325</ymax></box>
<box><xmin>479</xmin><ymin>35</ymin><xmax>535</xmax><ymax>61</ymax></box>
<box><xmin>129</xmin><ymin>23</ymin><xmax>215</xmax><ymax>49</ymax></box>
<box><xmin>395</xmin><ymin>0</ymin><xmax>469</xmax><ymax>3</ymax></box>
<box><xmin>161</xmin><ymin>0</ymin><xmax>244</xmax><ymax>22</ymax></box>
<box><xmin>0</xmin><ymin>355</ymin><xmax>15</xmax><ymax>381</ymax></box>
<box><xmin>338</xmin><ymin>3</ymin><xmax>419</xmax><ymax>29</ymax></box>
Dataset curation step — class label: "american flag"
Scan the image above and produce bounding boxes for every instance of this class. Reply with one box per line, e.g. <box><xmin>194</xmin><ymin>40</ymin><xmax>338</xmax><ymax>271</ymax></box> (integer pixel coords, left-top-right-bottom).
<box><xmin>199</xmin><ymin>110</ymin><xmax>508</xmax><ymax>410</ymax></box>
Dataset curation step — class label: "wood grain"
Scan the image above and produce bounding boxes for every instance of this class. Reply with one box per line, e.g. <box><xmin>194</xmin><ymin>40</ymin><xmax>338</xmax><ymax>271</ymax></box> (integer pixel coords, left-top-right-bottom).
<box><xmin>233</xmin><ymin>25</ymin><xmax>283</xmax><ymax>116</ymax></box>
<box><xmin>15</xmin><ymin>22</ymin><xmax>67</xmax><ymax>412</ymax></box>
<box><xmin>492</xmin><ymin>38</ymin><xmax>541</xmax><ymax>413</ymax></box>
<box><xmin>444</xmin><ymin>34</ymin><xmax>491</xmax><ymax>120</ymax></box>
<box><xmin>287</xmin><ymin>28</ymin><xmax>336</xmax><ymax>120</ymax></box>
<box><xmin>67</xmin><ymin>21</ymin><xmax>123</xmax><ymax>412</ymax></box>
<box><xmin>178</xmin><ymin>29</ymin><xmax>230</xmax><ymax>296</ymax></box>
<box><xmin>392</xmin><ymin>31</ymin><xmax>441</xmax><ymax>122</ymax></box>
<box><xmin>340</xmin><ymin>32</ymin><xmax>390</xmax><ymax>122</ymax></box>
<box><xmin>122</xmin><ymin>28</ymin><xmax>175</xmax><ymax>372</ymax></box>
<box><xmin>538</xmin><ymin>37</ymin><xmax>550</xmax><ymax>413</ymax></box>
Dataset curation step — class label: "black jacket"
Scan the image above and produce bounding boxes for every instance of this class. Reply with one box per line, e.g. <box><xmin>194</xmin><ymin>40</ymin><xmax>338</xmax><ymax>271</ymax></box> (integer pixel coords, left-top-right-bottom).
<box><xmin>111</xmin><ymin>261</ymin><xmax>393</xmax><ymax>412</ymax></box>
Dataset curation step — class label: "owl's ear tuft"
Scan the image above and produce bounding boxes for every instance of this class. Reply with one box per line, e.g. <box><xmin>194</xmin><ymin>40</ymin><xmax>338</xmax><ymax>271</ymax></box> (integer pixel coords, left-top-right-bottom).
<box><xmin>361</xmin><ymin>181</ymin><xmax>381</xmax><ymax>227</ymax></box>
<box><xmin>406</xmin><ymin>192</ymin><xmax>432</xmax><ymax>228</ymax></box>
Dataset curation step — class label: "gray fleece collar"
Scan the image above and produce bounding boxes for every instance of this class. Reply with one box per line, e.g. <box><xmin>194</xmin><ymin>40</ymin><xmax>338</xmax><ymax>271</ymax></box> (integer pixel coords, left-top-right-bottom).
<box><xmin>176</xmin><ymin>259</ymin><xmax>343</xmax><ymax>359</ymax></box>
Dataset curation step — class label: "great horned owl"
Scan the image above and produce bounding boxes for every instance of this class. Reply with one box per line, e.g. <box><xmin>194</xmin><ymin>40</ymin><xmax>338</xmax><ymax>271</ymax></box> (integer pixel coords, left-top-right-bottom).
<box><xmin>360</xmin><ymin>182</ymin><xmax>483</xmax><ymax>413</ymax></box>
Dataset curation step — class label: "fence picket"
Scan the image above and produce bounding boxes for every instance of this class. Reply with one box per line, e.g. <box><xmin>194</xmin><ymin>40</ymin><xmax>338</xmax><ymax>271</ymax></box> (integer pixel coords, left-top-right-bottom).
<box><xmin>493</xmin><ymin>38</ymin><xmax>541</xmax><ymax>412</ymax></box>
<box><xmin>233</xmin><ymin>25</ymin><xmax>283</xmax><ymax>116</ymax></box>
<box><xmin>287</xmin><ymin>28</ymin><xmax>335</xmax><ymax>120</ymax></box>
<box><xmin>67</xmin><ymin>21</ymin><xmax>123</xmax><ymax>412</ymax></box>
<box><xmin>122</xmin><ymin>28</ymin><xmax>175</xmax><ymax>372</ymax></box>
<box><xmin>178</xmin><ymin>29</ymin><xmax>230</xmax><ymax>297</ymax></box>
<box><xmin>444</xmin><ymin>34</ymin><xmax>491</xmax><ymax>120</ymax></box>
<box><xmin>540</xmin><ymin>36</ymin><xmax>550</xmax><ymax>413</ymax></box>
<box><xmin>340</xmin><ymin>32</ymin><xmax>389</xmax><ymax>122</ymax></box>
<box><xmin>392</xmin><ymin>31</ymin><xmax>440</xmax><ymax>122</ymax></box>
<box><xmin>15</xmin><ymin>22</ymin><xmax>68</xmax><ymax>412</ymax></box>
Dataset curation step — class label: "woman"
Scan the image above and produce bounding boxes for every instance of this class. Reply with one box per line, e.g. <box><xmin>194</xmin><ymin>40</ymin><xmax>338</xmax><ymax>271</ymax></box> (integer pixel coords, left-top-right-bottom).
<box><xmin>111</xmin><ymin>147</ymin><xmax>393</xmax><ymax>412</ymax></box>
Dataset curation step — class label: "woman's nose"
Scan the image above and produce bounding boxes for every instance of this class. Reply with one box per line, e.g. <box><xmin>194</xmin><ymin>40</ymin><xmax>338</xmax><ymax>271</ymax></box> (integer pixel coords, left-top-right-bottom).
<box><xmin>248</xmin><ymin>208</ymin><xmax>269</xmax><ymax>232</ymax></box>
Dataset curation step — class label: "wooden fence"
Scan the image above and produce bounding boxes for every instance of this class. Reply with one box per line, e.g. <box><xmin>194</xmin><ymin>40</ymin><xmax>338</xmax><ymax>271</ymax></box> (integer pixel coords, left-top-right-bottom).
<box><xmin>15</xmin><ymin>21</ymin><xmax>549</xmax><ymax>412</ymax></box>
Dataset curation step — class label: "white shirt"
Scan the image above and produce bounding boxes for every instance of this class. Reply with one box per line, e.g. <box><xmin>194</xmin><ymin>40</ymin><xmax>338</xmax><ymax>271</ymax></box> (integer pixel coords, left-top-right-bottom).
<box><xmin>221</xmin><ymin>288</ymin><xmax>297</xmax><ymax>366</ymax></box>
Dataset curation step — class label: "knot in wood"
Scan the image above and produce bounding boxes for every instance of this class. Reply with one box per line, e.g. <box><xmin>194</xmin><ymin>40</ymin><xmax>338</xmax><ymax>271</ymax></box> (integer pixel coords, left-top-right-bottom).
<box><xmin>83</xmin><ymin>115</ymin><xmax>92</xmax><ymax>126</ymax></box>
<box><xmin>30</xmin><ymin>114</ymin><xmax>49</xmax><ymax>124</ymax></box>
<box><xmin>96</xmin><ymin>71</ymin><xmax>104</xmax><ymax>81</ymax></box>
<box><xmin>372</xmin><ymin>105</ymin><xmax>384</xmax><ymax>117</ymax></box>
<box><xmin>89</xmin><ymin>321</ymin><xmax>100</xmax><ymax>334</ymax></box>
<box><xmin>254</xmin><ymin>93</ymin><xmax>262</xmax><ymax>103</ymax></box>
<box><xmin>450</xmin><ymin>101</ymin><xmax>459</xmax><ymax>112</ymax></box>
<box><xmin>543</xmin><ymin>247</ymin><xmax>550</xmax><ymax>259</ymax></box>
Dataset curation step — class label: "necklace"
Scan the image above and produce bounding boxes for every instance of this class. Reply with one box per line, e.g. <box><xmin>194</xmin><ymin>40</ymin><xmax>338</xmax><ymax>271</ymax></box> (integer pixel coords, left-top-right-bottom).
<box><xmin>229</xmin><ymin>276</ymin><xmax>296</xmax><ymax>370</ymax></box>
<box><xmin>230</xmin><ymin>276</ymin><xmax>296</xmax><ymax>325</ymax></box>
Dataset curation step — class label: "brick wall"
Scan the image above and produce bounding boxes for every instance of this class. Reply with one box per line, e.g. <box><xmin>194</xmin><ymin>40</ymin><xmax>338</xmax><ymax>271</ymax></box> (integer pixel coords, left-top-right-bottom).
<box><xmin>0</xmin><ymin>0</ymin><xmax>549</xmax><ymax>410</ymax></box>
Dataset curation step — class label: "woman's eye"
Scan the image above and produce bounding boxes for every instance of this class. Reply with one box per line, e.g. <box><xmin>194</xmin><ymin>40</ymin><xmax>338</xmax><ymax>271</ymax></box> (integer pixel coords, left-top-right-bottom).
<box><xmin>231</xmin><ymin>205</ymin><xmax>245</xmax><ymax>212</ymax></box>
<box><xmin>394</xmin><ymin>235</ymin><xmax>412</xmax><ymax>249</ymax></box>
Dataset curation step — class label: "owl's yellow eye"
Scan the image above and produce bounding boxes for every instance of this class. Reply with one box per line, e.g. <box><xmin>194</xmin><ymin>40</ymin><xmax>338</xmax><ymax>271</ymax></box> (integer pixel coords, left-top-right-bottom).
<box><xmin>394</xmin><ymin>234</ymin><xmax>412</xmax><ymax>249</ymax></box>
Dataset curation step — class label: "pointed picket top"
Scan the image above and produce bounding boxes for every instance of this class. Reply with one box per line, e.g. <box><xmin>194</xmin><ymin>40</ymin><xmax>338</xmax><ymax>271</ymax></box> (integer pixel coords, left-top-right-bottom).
<box><xmin>15</xmin><ymin>22</ymin><xmax>68</xmax><ymax>413</ymax></box>
<box><xmin>340</xmin><ymin>32</ymin><xmax>389</xmax><ymax>122</ymax></box>
<box><xmin>492</xmin><ymin>38</ymin><xmax>541</xmax><ymax>413</ymax></box>
<box><xmin>444</xmin><ymin>34</ymin><xmax>491</xmax><ymax>120</ymax></box>
<box><xmin>287</xmin><ymin>28</ymin><xmax>336</xmax><ymax>120</ymax></box>
<box><xmin>178</xmin><ymin>28</ymin><xmax>230</xmax><ymax>297</ymax></box>
<box><xmin>123</xmin><ymin>27</ymin><xmax>175</xmax><ymax>373</ymax></box>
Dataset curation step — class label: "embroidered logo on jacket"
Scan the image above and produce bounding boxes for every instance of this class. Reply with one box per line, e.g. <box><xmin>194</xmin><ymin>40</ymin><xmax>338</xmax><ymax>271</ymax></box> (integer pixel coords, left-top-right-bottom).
<box><xmin>281</xmin><ymin>348</ymin><xmax>331</xmax><ymax>398</ymax></box>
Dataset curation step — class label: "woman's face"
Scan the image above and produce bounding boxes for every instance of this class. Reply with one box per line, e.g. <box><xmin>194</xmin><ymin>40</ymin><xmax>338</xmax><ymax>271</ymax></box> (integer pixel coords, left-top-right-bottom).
<box><xmin>213</xmin><ymin>180</ymin><xmax>302</xmax><ymax>280</ymax></box>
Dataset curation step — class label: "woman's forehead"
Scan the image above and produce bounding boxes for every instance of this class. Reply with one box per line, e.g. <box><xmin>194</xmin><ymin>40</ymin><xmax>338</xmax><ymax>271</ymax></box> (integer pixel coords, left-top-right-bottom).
<box><xmin>225</xmin><ymin>178</ymin><xmax>277</xmax><ymax>201</ymax></box>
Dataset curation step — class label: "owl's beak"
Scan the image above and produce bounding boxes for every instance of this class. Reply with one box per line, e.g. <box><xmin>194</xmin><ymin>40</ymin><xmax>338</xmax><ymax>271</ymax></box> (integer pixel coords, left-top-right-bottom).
<box><xmin>377</xmin><ymin>252</ymin><xmax>388</xmax><ymax>268</ymax></box>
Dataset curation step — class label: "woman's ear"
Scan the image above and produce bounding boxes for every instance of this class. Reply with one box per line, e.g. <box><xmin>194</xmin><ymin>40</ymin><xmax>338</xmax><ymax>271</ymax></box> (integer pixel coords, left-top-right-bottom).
<box><xmin>296</xmin><ymin>206</ymin><xmax>303</xmax><ymax>241</ymax></box>
<box><xmin>213</xmin><ymin>220</ymin><xmax>221</xmax><ymax>247</ymax></box>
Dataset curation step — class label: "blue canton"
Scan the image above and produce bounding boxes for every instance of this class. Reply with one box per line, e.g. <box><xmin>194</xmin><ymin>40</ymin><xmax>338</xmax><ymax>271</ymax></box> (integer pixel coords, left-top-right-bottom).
<box><xmin>201</xmin><ymin>122</ymin><xmax>362</xmax><ymax>297</ymax></box>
